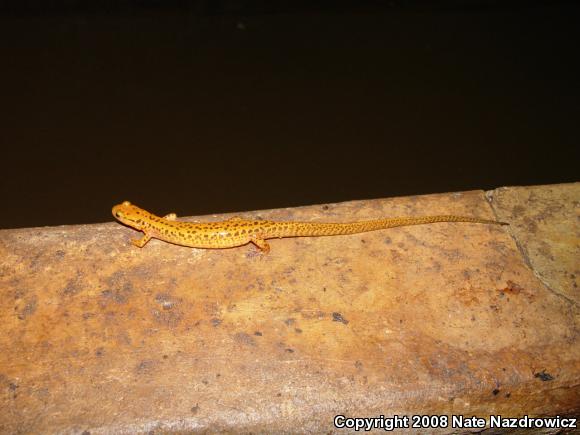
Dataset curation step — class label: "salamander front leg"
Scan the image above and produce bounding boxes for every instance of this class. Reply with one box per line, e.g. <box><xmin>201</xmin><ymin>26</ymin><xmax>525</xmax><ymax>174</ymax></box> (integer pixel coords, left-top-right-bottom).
<box><xmin>251</xmin><ymin>236</ymin><xmax>270</xmax><ymax>253</ymax></box>
<box><xmin>132</xmin><ymin>233</ymin><xmax>152</xmax><ymax>248</ymax></box>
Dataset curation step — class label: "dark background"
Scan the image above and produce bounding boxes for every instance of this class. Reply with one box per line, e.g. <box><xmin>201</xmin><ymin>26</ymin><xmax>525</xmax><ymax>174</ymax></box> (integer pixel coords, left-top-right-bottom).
<box><xmin>1</xmin><ymin>0</ymin><xmax>578</xmax><ymax>229</ymax></box>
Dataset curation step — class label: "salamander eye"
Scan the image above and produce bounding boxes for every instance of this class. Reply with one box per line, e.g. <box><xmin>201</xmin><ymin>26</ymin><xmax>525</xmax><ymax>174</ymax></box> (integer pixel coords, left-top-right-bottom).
<box><xmin>122</xmin><ymin>201</ymin><xmax>131</xmax><ymax>206</ymax></box>
<box><xmin>115</xmin><ymin>211</ymin><xmax>122</xmax><ymax>218</ymax></box>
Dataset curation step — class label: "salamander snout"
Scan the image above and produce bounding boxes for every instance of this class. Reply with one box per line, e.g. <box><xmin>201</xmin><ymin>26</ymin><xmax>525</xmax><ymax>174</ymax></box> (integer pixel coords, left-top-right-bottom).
<box><xmin>112</xmin><ymin>203</ymin><xmax>133</xmax><ymax>223</ymax></box>
<box><xmin>112</xmin><ymin>201</ymin><xmax>148</xmax><ymax>230</ymax></box>
<box><xmin>112</xmin><ymin>206</ymin><xmax>126</xmax><ymax>222</ymax></box>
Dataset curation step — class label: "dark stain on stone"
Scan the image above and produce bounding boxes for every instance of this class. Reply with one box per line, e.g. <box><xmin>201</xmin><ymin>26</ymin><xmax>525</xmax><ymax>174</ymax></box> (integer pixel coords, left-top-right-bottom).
<box><xmin>534</xmin><ymin>370</ymin><xmax>554</xmax><ymax>381</ymax></box>
<box><xmin>389</xmin><ymin>249</ymin><xmax>403</xmax><ymax>262</ymax></box>
<box><xmin>294</xmin><ymin>328</ymin><xmax>302</xmax><ymax>334</ymax></box>
<box><xmin>492</xmin><ymin>388</ymin><xmax>500</xmax><ymax>395</ymax></box>
<box><xmin>537</xmin><ymin>240</ymin><xmax>555</xmax><ymax>261</ymax></box>
<box><xmin>191</xmin><ymin>404</ymin><xmax>200</xmax><ymax>415</ymax></box>
<box><xmin>95</xmin><ymin>347</ymin><xmax>104</xmax><ymax>357</ymax></box>
<box><xmin>151</xmin><ymin>307</ymin><xmax>183</xmax><ymax>328</ymax></box>
<box><xmin>234</xmin><ymin>332</ymin><xmax>255</xmax><ymax>346</ymax></box>
<box><xmin>255</xmin><ymin>278</ymin><xmax>266</xmax><ymax>292</ymax></box>
<box><xmin>284</xmin><ymin>318</ymin><xmax>295</xmax><ymax>326</ymax></box>
<box><xmin>116</xmin><ymin>331</ymin><xmax>132</xmax><ymax>346</ymax></box>
<box><xmin>211</xmin><ymin>318</ymin><xmax>222</xmax><ymax>327</ymax></box>
<box><xmin>254</xmin><ymin>331</ymin><xmax>262</xmax><ymax>336</ymax></box>
<box><xmin>428</xmin><ymin>356</ymin><xmax>471</xmax><ymax>380</ymax></box>
<box><xmin>332</xmin><ymin>312</ymin><xmax>349</xmax><ymax>324</ymax></box>
<box><xmin>102</xmin><ymin>271</ymin><xmax>135</xmax><ymax>304</ymax></box>
<box><xmin>54</xmin><ymin>250</ymin><xmax>66</xmax><ymax>260</ymax></box>
<box><xmin>462</xmin><ymin>269</ymin><xmax>472</xmax><ymax>280</ymax></box>
<box><xmin>285</xmin><ymin>348</ymin><xmax>294</xmax><ymax>353</ymax></box>
<box><xmin>526</xmin><ymin>219</ymin><xmax>538</xmax><ymax>232</ymax></box>
<box><xmin>8</xmin><ymin>382</ymin><xmax>19</xmax><ymax>399</ymax></box>
<box><xmin>135</xmin><ymin>359</ymin><xmax>157</xmax><ymax>375</ymax></box>
<box><xmin>100</xmin><ymin>280</ymin><xmax>134</xmax><ymax>305</ymax></box>
<box><xmin>13</xmin><ymin>288</ymin><xmax>28</xmax><ymax>299</ymax></box>
<box><xmin>28</xmin><ymin>251</ymin><xmax>44</xmax><ymax>270</ymax></box>
<box><xmin>16</xmin><ymin>296</ymin><xmax>37</xmax><ymax>320</ymax></box>
<box><xmin>62</xmin><ymin>273</ymin><xmax>84</xmax><ymax>297</ymax></box>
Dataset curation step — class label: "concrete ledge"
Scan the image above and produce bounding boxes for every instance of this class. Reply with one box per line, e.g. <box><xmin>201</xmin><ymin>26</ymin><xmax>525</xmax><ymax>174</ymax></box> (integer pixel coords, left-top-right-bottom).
<box><xmin>1</xmin><ymin>184</ymin><xmax>578</xmax><ymax>433</ymax></box>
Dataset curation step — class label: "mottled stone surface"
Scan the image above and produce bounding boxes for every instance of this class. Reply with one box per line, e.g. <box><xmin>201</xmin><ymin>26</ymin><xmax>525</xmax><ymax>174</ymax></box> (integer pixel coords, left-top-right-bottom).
<box><xmin>488</xmin><ymin>183</ymin><xmax>579</xmax><ymax>305</ymax></box>
<box><xmin>0</xmin><ymin>187</ymin><xmax>578</xmax><ymax>434</ymax></box>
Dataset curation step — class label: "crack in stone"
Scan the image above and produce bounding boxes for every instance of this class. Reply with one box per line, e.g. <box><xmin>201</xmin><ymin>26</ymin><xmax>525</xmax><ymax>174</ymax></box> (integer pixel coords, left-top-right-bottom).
<box><xmin>485</xmin><ymin>189</ymin><xmax>579</xmax><ymax>310</ymax></box>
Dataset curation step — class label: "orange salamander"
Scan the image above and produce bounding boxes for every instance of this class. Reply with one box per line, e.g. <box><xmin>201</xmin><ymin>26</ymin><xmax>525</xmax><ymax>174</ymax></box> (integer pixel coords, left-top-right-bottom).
<box><xmin>112</xmin><ymin>201</ymin><xmax>507</xmax><ymax>252</ymax></box>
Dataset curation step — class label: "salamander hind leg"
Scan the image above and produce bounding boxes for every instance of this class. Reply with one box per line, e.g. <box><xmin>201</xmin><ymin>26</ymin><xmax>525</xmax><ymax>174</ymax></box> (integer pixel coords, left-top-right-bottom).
<box><xmin>250</xmin><ymin>236</ymin><xmax>271</xmax><ymax>254</ymax></box>
<box><xmin>132</xmin><ymin>233</ymin><xmax>152</xmax><ymax>248</ymax></box>
<box><xmin>163</xmin><ymin>213</ymin><xmax>177</xmax><ymax>221</ymax></box>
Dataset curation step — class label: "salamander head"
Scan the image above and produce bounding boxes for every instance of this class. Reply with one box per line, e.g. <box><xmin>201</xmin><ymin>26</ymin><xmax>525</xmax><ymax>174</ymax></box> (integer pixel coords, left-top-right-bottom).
<box><xmin>112</xmin><ymin>201</ymin><xmax>148</xmax><ymax>230</ymax></box>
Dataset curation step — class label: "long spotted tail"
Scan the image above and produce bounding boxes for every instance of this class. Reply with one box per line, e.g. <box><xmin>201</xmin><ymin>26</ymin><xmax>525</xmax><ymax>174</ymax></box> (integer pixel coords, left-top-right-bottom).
<box><xmin>271</xmin><ymin>215</ymin><xmax>508</xmax><ymax>238</ymax></box>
